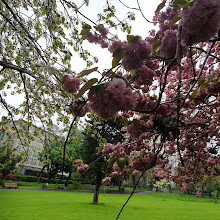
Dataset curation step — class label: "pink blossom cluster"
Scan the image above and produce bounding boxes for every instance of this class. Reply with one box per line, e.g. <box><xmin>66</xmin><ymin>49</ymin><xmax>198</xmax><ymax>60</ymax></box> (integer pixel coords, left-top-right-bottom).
<box><xmin>87</xmin><ymin>26</ymin><xmax>109</xmax><ymax>48</ymax></box>
<box><xmin>70</xmin><ymin>103</ymin><xmax>89</xmax><ymax>117</ymax></box>
<box><xmin>127</xmin><ymin>120</ymin><xmax>148</xmax><ymax>138</ymax></box>
<box><xmin>88</xmin><ymin>78</ymin><xmax>139</xmax><ymax>119</ymax></box>
<box><xmin>129</xmin><ymin>153</ymin><xmax>155</xmax><ymax>171</ymax></box>
<box><xmin>180</xmin><ymin>0</ymin><xmax>220</xmax><ymax>45</ymax></box>
<box><xmin>109</xmin><ymin>38</ymin><xmax>152</xmax><ymax>70</ymax></box>
<box><xmin>159</xmin><ymin>29</ymin><xmax>178</xmax><ymax>58</ymax></box>
<box><xmin>62</xmin><ymin>75</ymin><xmax>80</xmax><ymax>94</ymax></box>
<box><xmin>132</xmin><ymin>169</ymin><xmax>139</xmax><ymax>176</ymax></box>
<box><xmin>196</xmin><ymin>188</ymin><xmax>202</xmax><ymax>198</ymax></box>
<box><xmin>77</xmin><ymin>164</ymin><xmax>89</xmax><ymax>174</ymax></box>
<box><xmin>102</xmin><ymin>177</ymin><xmax>111</xmax><ymax>185</ymax></box>
<box><xmin>111</xmin><ymin>162</ymin><xmax>128</xmax><ymax>177</ymax></box>
<box><xmin>180</xmin><ymin>182</ymin><xmax>195</xmax><ymax>192</ymax></box>
<box><xmin>156</xmin><ymin>7</ymin><xmax>179</xmax><ymax>32</ymax></box>
<box><xmin>121</xmin><ymin>39</ymin><xmax>152</xmax><ymax>71</ymax></box>
<box><xmin>102</xmin><ymin>144</ymin><xmax>116</xmax><ymax>155</ymax></box>
<box><xmin>135</xmin><ymin>94</ymin><xmax>157</xmax><ymax>112</ymax></box>
<box><xmin>135</xmin><ymin>65</ymin><xmax>155</xmax><ymax>87</ymax></box>
<box><xmin>206</xmin><ymin>81</ymin><xmax>220</xmax><ymax>95</ymax></box>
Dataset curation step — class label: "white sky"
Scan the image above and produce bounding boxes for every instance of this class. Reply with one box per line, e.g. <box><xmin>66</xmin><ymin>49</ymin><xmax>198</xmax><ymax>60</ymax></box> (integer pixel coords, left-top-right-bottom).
<box><xmin>0</xmin><ymin>0</ymin><xmax>161</xmax><ymax>124</ymax></box>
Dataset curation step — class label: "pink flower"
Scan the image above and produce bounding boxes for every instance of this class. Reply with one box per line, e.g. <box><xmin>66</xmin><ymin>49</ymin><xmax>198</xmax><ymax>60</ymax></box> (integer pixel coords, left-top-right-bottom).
<box><xmin>132</xmin><ymin>169</ymin><xmax>139</xmax><ymax>176</ymax></box>
<box><xmin>62</xmin><ymin>75</ymin><xmax>80</xmax><ymax>94</ymax></box>
<box><xmin>180</xmin><ymin>0</ymin><xmax>220</xmax><ymax>45</ymax></box>
<box><xmin>102</xmin><ymin>177</ymin><xmax>111</xmax><ymax>185</ymax></box>
<box><xmin>77</xmin><ymin>164</ymin><xmax>89</xmax><ymax>174</ymax></box>
<box><xmin>196</xmin><ymin>188</ymin><xmax>202</xmax><ymax>198</ymax></box>
<box><xmin>102</xmin><ymin>144</ymin><xmax>115</xmax><ymax>155</ymax></box>
<box><xmin>88</xmin><ymin>78</ymin><xmax>138</xmax><ymax>119</ymax></box>
<box><xmin>121</xmin><ymin>39</ymin><xmax>152</xmax><ymax>71</ymax></box>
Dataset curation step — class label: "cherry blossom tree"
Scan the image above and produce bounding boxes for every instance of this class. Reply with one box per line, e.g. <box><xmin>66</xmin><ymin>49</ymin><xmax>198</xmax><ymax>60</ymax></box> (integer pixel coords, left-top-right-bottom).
<box><xmin>0</xmin><ymin>0</ymin><xmax>220</xmax><ymax>219</ymax></box>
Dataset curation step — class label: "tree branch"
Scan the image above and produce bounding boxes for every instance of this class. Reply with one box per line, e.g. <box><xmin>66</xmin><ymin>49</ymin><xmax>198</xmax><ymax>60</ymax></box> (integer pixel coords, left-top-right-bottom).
<box><xmin>136</xmin><ymin>0</ymin><xmax>156</xmax><ymax>24</ymax></box>
<box><xmin>192</xmin><ymin>46</ymin><xmax>220</xmax><ymax>61</ymax></box>
<box><xmin>116</xmin><ymin>141</ymin><xmax>163</xmax><ymax>220</ymax></box>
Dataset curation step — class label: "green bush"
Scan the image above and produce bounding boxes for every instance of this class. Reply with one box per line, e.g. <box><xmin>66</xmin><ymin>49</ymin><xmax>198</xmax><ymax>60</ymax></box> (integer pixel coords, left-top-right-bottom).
<box><xmin>70</xmin><ymin>181</ymin><xmax>81</xmax><ymax>190</ymax></box>
<box><xmin>18</xmin><ymin>175</ymin><xmax>38</xmax><ymax>182</ymax></box>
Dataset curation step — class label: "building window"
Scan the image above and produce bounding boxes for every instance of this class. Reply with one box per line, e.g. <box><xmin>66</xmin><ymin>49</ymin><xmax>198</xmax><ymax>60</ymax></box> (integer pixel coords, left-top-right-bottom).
<box><xmin>29</xmin><ymin>143</ymin><xmax>34</xmax><ymax>148</ymax></box>
<box><xmin>17</xmin><ymin>146</ymin><xmax>24</xmax><ymax>153</ymax></box>
<box><xmin>32</xmin><ymin>151</ymin><xmax>39</xmax><ymax>157</ymax></box>
<box><xmin>30</xmin><ymin>158</ymin><xmax>37</xmax><ymax>165</ymax></box>
<box><xmin>23</xmin><ymin>157</ymin><xmax>29</xmax><ymax>163</ymax></box>
<box><xmin>35</xmin><ymin>145</ymin><xmax>41</xmax><ymax>150</ymax></box>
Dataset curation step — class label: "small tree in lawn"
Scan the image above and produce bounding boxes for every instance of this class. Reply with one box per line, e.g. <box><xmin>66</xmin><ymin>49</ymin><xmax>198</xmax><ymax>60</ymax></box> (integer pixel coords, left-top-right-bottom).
<box><xmin>80</xmin><ymin>114</ymin><xmax>124</xmax><ymax>203</ymax></box>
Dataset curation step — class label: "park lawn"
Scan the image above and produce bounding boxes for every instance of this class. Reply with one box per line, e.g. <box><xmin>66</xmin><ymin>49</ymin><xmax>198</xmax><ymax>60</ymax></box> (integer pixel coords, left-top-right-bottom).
<box><xmin>0</xmin><ymin>191</ymin><xmax>220</xmax><ymax>220</ymax></box>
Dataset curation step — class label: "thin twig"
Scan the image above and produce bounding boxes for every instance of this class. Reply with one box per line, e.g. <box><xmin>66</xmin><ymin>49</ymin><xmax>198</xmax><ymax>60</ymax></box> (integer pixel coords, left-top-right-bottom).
<box><xmin>136</xmin><ymin>0</ymin><xmax>156</xmax><ymax>24</ymax></box>
<box><xmin>191</xmin><ymin>46</ymin><xmax>220</xmax><ymax>61</ymax></box>
<box><xmin>189</xmin><ymin>37</ymin><xmax>196</xmax><ymax>80</ymax></box>
<box><xmin>181</xmin><ymin>42</ymin><xmax>216</xmax><ymax>107</ymax></box>
<box><xmin>116</xmin><ymin>140</ymin><xmax>163</xmax><ymax>220</ymax></box>
<box><xmin>0</xmin><ymin>94</ymin><xmax>28</xmax><ymax>157</ymax></box>
<box><xmin>135</xmin><ymin>58</ymin><xmax>176</xmax><ymax>114</ymax></box>
<box><xmin>118</xmin><ymin>0</ymin><xmax>139</xmax><ymax>10</ymax></box>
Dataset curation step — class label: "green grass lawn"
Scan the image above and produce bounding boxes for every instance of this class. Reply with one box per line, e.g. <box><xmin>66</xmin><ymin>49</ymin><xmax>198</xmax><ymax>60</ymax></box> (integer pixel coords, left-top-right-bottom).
<box><xmin>2</xmin><ymin>180</ymin><xmax>143</xmax><ymax>193</ymax></box>
<box><xmin>0</xmin><ymin>191</ymin><xmax>219</xmax><ymax>220</ymax></box>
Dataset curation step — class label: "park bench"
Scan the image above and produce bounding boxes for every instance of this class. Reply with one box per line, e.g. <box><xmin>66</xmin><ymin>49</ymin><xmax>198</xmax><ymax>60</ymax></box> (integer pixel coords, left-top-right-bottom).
<box><xmin>58</xmin><ymin>185</ymin><xmax>66</xmax><ymax>189</ymax></box>
<box><xmin>3</xmin><ymin>183</ymin><xmax>18</xmax><ymax>189</ymax></box>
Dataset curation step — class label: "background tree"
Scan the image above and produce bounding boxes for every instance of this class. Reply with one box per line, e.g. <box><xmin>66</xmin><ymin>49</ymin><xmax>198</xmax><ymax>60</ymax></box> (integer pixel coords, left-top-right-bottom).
<box><xmin>0</xmin><ymin>134</ymin><xmax>23</xmax><ymax>178</ymax></box>
<box><xmin>39</xmin><ymin>129</ymin><xmax>83</xmax><ymax>182</ymax></box>
<box><xmin>80</xmin><ymin>113</ymin><xmax>124</xmax><ymax>203</ymax></box>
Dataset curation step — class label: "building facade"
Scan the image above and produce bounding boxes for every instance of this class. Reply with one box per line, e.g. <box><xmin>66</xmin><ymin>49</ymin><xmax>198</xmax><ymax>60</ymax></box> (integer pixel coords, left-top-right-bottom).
<box><xmin>0</xmin><ymin>119</ymin><xmax>57</xmax><ymax>175</ymax></box>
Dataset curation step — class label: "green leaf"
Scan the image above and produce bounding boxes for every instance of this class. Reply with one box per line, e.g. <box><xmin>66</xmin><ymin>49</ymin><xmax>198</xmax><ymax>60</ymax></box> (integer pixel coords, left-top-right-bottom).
<box><xmin>75</xmin><ymin>78</ymin><xmax>98</xmax><ymax>99</ymax></box>
<box><xmin>155</xmin><ymin>1</ymin><xmax>166</xmax><ymax>13</ymax></box>
<box><xmin>0</xmin><ymin>83</ymin><xmax>5</xmax><ymax>90</ymax></box>
<box><xmin>107</xmin><ymin>157</ymin><xmax>116</xmax><ymax>169</ymax></box>
<box><xmin>98</xmin><ymin>144</ymin><xmax>104</xmax><ymax>155</ymax></box>
<box><xmin>90</xmin><ymin>83</ymin><xmax>107</xmax><ymax>94</ymax></box>
<box><xmin>127</xmin><ymin>35</ymin><xmax>140</xmax><ymax>44</ymax></box>
<box><xmin>77</xmin><ymin>67</ymin><xmax>98</xmax><ymax>78</ymax></box>
<box><xmin>171</xmin><ymin>0</ymin><xmax>194</xmax><ymax>8</ymax></box>
<box><xmin>112</xmin><ymin>46</ymin><xmax>123</xmax><ymax>68</ymax></box>
<box><xmin>82</xmin><ymin>23</ymin><xmax>91</xmax><ymax>29</ymax></box>
<box><xmin>152</xmin><ymin>33</ymin><xmax>160</xmax><ymax>56</ymax></box>
<box><xmin>168</xmin><ymin>15</ymin><xmax>181</xmax><ymax>26</ymax></box>
<box><xmin>80</xmin><ymin>28</ymin><xmax>90</xmax><ymax>35</ymax></box>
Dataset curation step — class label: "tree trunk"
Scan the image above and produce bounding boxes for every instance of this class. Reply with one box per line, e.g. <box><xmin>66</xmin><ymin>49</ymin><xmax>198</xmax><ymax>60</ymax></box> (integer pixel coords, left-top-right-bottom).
<box><xmin>65</xmin><ymin>172</ymin><xmax>72</xmax><ymax>187</ymax></box>
<box><xmin>93</xmin><ymin>171</ymin><xmax>102</xmax><ymax>204</ymax></box>
<box><xmin>93</xmin><ymin>182</ymin><xmax>101</xmax><ymax>204</ymax></box>
<box><xmin>38</xmin><ymin>165</ymin><xmax>47</xmax><ymax>183</ymax></box>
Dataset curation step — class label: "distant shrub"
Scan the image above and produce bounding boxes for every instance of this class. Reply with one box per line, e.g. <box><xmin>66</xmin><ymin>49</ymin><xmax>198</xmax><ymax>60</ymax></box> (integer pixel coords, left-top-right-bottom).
<box><xmin>70</xmin><ymin>181</ymin><xmax>81</xmax><ymax>190</ymax></box>
<box><xmin>18</xmin><ymin>175</ymin><xmax>38</xmax><ymax>182</ymax></box>
<box><xmin>0</xmin><ymin>173</ymin><xmax>18</xmax><ymax>181</ymax></box>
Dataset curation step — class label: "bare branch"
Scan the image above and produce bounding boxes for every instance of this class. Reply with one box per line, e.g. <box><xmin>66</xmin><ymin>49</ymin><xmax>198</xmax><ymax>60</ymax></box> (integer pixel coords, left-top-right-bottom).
<box><xmin>136</xmin><ymin>0</ymin><xmax>156</xmax><ymax>24</ymax></box>
<box><xmin>192</xmin><ymin>46</ymin><xmax>220</xmax><ymax>61</ymax></box>
<box><xmin>116</xmin><ymin>140</ymin><xmax>163</xmax><ymax>220</ymax></box>
<box><xmin>118</xmin><ymin>0</ymin><xmax>139</xmax><ymax>10</ymax></box>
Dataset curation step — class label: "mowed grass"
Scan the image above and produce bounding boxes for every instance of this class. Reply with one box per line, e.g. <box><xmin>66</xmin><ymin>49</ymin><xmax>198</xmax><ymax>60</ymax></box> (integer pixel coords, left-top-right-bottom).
<box><xmin>0</xmin><ymin>191</ymin><xmax>220</xmax><ymax>220</ymax></box>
